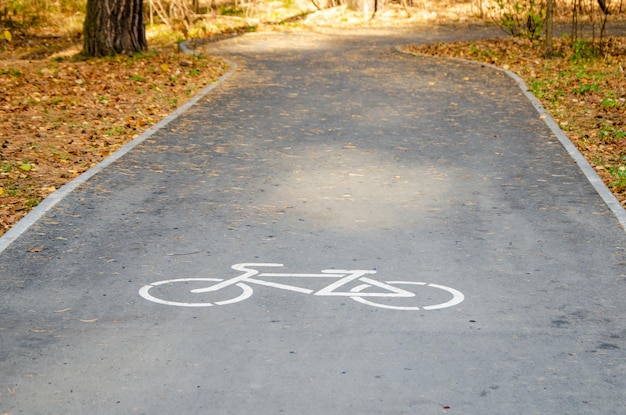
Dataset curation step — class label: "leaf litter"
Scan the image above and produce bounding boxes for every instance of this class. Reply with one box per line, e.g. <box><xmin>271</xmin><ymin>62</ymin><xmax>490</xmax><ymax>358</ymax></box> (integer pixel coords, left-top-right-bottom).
<box><xmin>0</xmin><ymin>36</ymin><xmax>228</xmax><ymax>236</ymax></box>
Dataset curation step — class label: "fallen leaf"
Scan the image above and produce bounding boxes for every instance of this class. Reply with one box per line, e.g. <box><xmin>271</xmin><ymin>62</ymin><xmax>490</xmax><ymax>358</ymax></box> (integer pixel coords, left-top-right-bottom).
<box><xmin>26</xmin><ymin>247</ymin><xmax>44</xmax><ymax>253</ymax></box>
<box><xmin>54</xmin><ymin>308</ymin><xmax>72</xmax><ymax>313</ymax></box>
<box><xmin>79</xmin><ymin>319</ymin><xmax>97</xmax><ymax>323</ymax></box>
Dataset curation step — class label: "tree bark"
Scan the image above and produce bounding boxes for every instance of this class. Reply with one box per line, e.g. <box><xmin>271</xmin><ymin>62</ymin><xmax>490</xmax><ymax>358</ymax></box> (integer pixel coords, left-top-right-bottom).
<box><xmin>82</xmin><ymin>0</ymin><xmax>147</xmax><ymax>57</ymax></box>
<box><xmin>545</xmin><ymin>0</ymin><xmax>553</xmax><ymax>57</ymax></box>
<box><xmin>597</xmin><ymin>0</ymin><xmax>610</xmax><ymax>14</ymax></box>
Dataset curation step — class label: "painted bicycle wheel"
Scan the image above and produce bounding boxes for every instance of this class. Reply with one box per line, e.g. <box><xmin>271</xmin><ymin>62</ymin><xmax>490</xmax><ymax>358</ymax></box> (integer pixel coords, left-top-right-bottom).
<box><xmin>139</xmin><ymin>278</ymin><xmax>253</xmax><ymax>307</ymax></box>
<box><xmin>349</xmin><ymin>281</ymin><xmax>464</xmax><ymax>311</ymax></box>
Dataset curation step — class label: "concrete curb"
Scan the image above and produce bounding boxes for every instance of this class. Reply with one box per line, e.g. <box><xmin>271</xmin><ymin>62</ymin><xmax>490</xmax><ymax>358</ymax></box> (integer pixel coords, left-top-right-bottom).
<box><xmin>0</xmin><ymin>47</ymin><xmax>238</xmax><ymax>254</ymax></box>
<box><xmin>399</xmin><ymin>47</ymin><xmax>626</xmax><ymax>232</ymax></box>
<box><xmin>504</xmin><ymin>68</ymin><xmax>626</xmax><ymax>231</ymax></box>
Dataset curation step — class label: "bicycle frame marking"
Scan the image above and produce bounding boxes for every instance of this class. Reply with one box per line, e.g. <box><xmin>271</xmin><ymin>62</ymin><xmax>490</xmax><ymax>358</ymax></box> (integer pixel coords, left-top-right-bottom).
<box><xmin>139</xmin><ymin>263</ymin><xmax>465</xmax><ymax>310</ymax></box>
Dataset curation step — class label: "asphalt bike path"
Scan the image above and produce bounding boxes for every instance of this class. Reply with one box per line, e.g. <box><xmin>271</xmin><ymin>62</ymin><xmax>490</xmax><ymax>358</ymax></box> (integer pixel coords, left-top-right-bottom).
<box><xmin>1</xmin><ymin>26</ymin><xmax>625</xmax><ymax>414</ymax></box>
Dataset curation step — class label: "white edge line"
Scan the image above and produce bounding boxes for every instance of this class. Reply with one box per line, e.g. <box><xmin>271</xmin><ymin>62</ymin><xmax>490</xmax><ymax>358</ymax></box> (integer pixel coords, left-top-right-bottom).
<box><xmin>0</xmin><ymin>44</ymin><xmax>238</xmax><ymax>254</ymax></box>
<box><xmin>399</xmin><ymin>47</ymin><xmax>626</xmax><ymax>233</ymax></box>
<box><xmin>504</xmin><ymin>68</ymin><xmax>626</xmax><ymax>232</ymax></box>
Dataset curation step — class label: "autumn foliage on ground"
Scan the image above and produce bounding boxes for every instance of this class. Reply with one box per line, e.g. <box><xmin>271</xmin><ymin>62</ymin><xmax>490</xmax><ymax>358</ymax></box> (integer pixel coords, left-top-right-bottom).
<box><xmin>0</xmin><ymin>36</ymin><xmax>228</xmax><ymax>235</ymax></box>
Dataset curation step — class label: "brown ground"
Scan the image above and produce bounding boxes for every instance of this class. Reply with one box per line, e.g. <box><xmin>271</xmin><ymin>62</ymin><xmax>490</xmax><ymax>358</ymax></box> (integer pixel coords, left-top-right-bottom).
<box><xmin>1</xmin><ymin>6</ymin><xmax>625</xmax><ymax>237</ymax></box>
<box><xmin>0</xmin><ymin>36</ymin><xmax>228</xmax><ymax>235</ymax></box>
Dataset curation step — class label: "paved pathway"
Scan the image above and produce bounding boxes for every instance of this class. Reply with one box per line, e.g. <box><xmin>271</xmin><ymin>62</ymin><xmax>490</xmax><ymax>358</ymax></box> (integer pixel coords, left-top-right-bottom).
<box><xmin>1</xmin><ymin>26</ymin><xmax>625</xmax><ymax>414</ymax></box>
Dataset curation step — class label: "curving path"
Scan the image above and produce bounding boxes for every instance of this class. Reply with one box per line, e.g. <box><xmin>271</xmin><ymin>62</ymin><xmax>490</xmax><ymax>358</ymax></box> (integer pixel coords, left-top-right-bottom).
<box><xmin>1</xmin><ymin>26</ymin><xmax>625</xmax><ymax>414</ymax></box>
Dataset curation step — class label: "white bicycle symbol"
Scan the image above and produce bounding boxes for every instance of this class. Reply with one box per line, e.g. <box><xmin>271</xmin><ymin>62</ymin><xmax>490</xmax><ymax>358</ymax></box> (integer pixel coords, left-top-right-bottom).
<box><xmin>139</xmin><ymin>263</ymin><xmax>464</xmax><ymax>311</ymax></box>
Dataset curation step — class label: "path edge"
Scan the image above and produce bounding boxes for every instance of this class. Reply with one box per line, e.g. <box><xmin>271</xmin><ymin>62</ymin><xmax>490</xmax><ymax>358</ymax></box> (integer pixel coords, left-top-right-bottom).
<box><xmin>505</xmin><ymin>67</ymin><xmax>626</xmax><ymax>231</ymax></box>
<box><xmin>399</xmin><ymin>47</ymin><xmax>626</xmax><ymax>232</ymax></box>
<box><xmin>0</xmin><ymin>48</ymin><xmax>238</xmax><ymax>254</ymax></box>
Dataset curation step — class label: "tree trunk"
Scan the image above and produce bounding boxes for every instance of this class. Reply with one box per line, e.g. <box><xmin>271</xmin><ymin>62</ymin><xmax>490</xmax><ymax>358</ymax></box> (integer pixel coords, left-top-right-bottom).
<box><xmin>82</xmin><ymin>0</ymin><xmax>147</xmax><ymax>57</ymax></box>
<box><xmin>597</xmin><ymin>0</ymin><xmax>610</xmax><ymax>14</ymax></box>
<box><xmin>545</xmin><ymin>0</ymin><xmax>553</xmax><ymax>57</ymax></box>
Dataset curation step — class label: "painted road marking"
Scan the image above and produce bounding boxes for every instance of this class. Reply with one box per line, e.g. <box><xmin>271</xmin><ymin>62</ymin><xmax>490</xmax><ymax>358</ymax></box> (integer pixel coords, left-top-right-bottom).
<box><xmin>350</xmin><ymin>281</ymin><xmax>465</xmax><ymax>310</ymax></box>
<box><xmin>139</xmin><ymin>263</ymin><xmax>464</xmax><ymax>310</ymax></box>
<box><xmin>139</xmin><ymin>278</ymin><xmax>253</xmax><ymax>307</ymax></box>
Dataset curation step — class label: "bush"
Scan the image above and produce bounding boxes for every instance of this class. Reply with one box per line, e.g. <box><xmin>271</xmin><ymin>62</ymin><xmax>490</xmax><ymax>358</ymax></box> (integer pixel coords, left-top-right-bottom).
<box><xmin>489</xmin><ymin>0</ymin><xmax>546</xmax><ymax>40</ymax></box>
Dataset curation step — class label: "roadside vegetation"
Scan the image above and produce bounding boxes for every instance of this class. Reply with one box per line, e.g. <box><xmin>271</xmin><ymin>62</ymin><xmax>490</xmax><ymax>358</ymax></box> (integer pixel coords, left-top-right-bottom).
<box><xmin>1</xmin><ymin>0</ymin><xmax>625</xmax><ymax>236</ymax></box>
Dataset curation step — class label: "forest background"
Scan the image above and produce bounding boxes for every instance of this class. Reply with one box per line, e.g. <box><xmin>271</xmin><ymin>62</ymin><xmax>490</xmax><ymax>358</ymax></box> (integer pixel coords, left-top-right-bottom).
<box><xmin>1</xmin><ymin>0</ymin><xmax>625</xmax><ymax>236</ymax></box>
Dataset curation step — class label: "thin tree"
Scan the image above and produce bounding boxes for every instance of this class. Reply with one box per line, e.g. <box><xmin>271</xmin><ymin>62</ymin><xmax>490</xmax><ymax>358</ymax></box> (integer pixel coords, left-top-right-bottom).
<box><xmin>545</xmin><ymin>0</ymin><xmax>554</xmax><ymax>57</ymax></box>
<box><xmin>82</xmin><ymin>0</ymin><xmax>148</xmax><ymax>57</ymax></box>
<box><xmin>597</xmin><ymin>0</ymin><xmax>610</xmax><ymax>13</ymax></box>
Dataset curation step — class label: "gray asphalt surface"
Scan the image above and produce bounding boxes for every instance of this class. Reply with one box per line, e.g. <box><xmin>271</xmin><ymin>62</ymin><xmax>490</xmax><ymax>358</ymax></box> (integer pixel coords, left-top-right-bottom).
<box><xmin>1</xmin><ymin>26</ymin><xmax>626</xmax><ymax>414</ymax></box>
